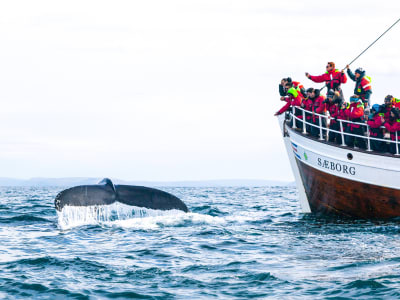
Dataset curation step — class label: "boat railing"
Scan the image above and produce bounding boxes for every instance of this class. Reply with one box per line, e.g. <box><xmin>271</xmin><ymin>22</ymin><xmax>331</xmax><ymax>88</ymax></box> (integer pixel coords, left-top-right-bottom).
<box><xmin>288</xmin><ymin>106</ymin><xmax>400</xmax><ymax>156</ymax></box>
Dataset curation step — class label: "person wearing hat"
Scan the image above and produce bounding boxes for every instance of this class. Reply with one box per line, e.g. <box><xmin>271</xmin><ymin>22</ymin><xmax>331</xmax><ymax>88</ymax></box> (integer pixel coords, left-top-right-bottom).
<box><xmin>279</xmin><ymin>77</ymin><xmax>305</xmax><ymax>98</ymax></box>
<box><xmin>367</xmin><ymin>104</ymin><xmax>385</xmax><ymax>152</ymax></box>
<box><xmin>381</xmin><ymin>107</ymin><xmax>400</xmax><ymax>154</ymax></box>
<box><xmin>274</xmin><ymin>82</ymin><xmax>303</xmax><ymax>130</ymax></box>
<box><xmin>345</xmin><ymin>95</ymin><xmax>366</xmax><ymax>148</ymax></box>
<box><xmin>385</xmin><ymin>95</ymin><xmax>400</xmax><ymax>110</ymax></box>
<box><xmin>382</xmin><ymin>95</ymin><xmax>394</xmax><ymax>120</ymax></box>
<box><xmin>346</xmin><ymin>65</ymin><xmax>372</xmax><ymax>108</ymax></box>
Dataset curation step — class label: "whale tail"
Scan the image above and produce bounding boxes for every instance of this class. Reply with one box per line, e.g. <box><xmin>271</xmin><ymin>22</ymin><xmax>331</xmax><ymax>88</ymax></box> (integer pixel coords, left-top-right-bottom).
<box><xmin>55</xmin><ymin>178</ymin><xmax>188</xmax><ymax>212</ymax></box>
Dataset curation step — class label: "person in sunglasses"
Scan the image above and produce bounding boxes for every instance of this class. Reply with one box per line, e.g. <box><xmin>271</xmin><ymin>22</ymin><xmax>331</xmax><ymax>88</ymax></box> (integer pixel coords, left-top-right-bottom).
<box><xmin>305</xmin><ymin>62</ymin><xmax>347</xmax><ymax>98</ymax></box>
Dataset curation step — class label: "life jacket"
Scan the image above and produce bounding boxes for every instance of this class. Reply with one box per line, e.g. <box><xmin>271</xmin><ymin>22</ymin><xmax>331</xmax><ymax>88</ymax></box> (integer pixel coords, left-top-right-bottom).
<box><xmin>325</xmin><ymin>69</ymin><xmax>345</xmax><ymax>90</ymax></box>
<box><xmin>392</xmin><ymin>97</ymin><xmax>400</xmax><ymax>109</ymax></box>
<box><xmin>367</xmin><ymin>113</ymin><xmax>383</xmax><ymax>137</ymax></box>
<box><xmin>384</xmin><ymin>119</ymin><xmax>400</xmax><ymax>141</ymax></box>
<box><xmin>292</xmin><ymin>81</ymin><xmax>305</xmax><ymax>97</ymax></box>
<box><xmin>348</xmin><ymin>101</ymin><xmax>364</xmax><ymax>130</ymax></box>
<box><xmin>301</xmin><ymin>98</ymin><xmax>314</xmax><ymax>120</ymax></box>
<box><xmin>354</xmin><ymin>76</ymin><xmax>372</xmax><ymax>99</ymax></box>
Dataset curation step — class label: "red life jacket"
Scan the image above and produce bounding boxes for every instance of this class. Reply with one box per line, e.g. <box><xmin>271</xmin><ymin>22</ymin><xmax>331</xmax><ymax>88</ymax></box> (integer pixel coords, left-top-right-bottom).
<box><xmin>367</xmin><ymin>114</ymin><xmax>383</xmax><ymax>137</ymax></box>
<box><xmin>348</xmin><ymin>101</ymin><xmax>364</xmax><ymax>130</ymax></box>
<box><xmin>384</xmin><ymin>119</ymin><xmax>400</xmax><ymax>141</ymax></box>
<box><xmin>309</xmin><ymin>69</ymin><xmax>347</xmax><ymax>90</ymax></box>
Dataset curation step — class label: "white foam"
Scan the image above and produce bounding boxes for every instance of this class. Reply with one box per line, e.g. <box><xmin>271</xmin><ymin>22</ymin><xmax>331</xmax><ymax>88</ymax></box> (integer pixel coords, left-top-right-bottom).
<box><xmin>56</xmin><ymin>203</ymin><xmax>227</xmax><ymax>230</ymax></box>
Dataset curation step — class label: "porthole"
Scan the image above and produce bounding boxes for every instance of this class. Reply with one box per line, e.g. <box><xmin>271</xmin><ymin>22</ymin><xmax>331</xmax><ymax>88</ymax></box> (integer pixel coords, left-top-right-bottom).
<box><xmin>347</xmin><ymin>153</ymin><xmax>353</xmax><ymax>160</ymax></box>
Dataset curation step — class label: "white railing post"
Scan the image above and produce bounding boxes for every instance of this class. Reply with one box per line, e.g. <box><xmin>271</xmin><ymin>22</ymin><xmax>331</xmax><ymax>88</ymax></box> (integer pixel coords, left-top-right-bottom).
<box><xmin>396</xmin><ymin>132</ymin><xmax>399</xmax><ymax>156</ymax></box>
<box><xmin>302</xmin><ymin>110</ymin><xmax>306</xmax><ymax>134</ymax></box>
<box><xmin>339</xmin><ymin>120</ymin><xmax>346</xmax><ymax>146</ymax></box>
<box><xmin>366</xmin><ymin>125</ymin><xmax>372</xmax><ymax>151</ymax></box>
<box><xmin>292</xmin><ymin>106</ymin><xmax>296</xmax><ymax>129</ymax></box>
<box><xmin>318</xmin><ymin>115</ymin><xmax>323</xmax><ymax>141</ymax></box>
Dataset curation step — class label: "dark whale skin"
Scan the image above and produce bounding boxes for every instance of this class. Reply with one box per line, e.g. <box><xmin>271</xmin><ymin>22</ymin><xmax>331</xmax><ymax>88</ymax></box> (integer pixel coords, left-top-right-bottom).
<box><xmin>55</xmin><ymin>178</ymin><xmax>188</xmax><ymax>213</ymax></box>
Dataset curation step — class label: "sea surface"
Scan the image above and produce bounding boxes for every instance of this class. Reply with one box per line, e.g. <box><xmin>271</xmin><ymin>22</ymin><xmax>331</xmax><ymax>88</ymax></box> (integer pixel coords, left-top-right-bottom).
<box><xmin>1</xmin><ymin>186</ymin><xmax>400</xmax><ymax>299</ymax></box>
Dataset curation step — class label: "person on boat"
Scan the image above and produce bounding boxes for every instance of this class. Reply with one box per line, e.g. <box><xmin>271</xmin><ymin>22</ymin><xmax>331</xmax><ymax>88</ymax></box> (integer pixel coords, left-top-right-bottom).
<box><xmin>274</xmin><ymin>82</ymin><xmax>303</xmax><ymax>130</ymax></box>
<box><xmin>345</xmin><ymin>95</ymin><xmax>366</xmax><ymax>148</ymax></box>
<box><xmin>279</xmin><ymin>77</ymin><xmax>305</xmax><ymax>98</ymax></box>
<box><xmin>326</xmin><ymin>90</ymin><xmax>343</xmax><ymax>143</ymax></box>
<box><xmin>346</xmin><ymin>66</ymin><xmax>372</xmax><ymax>108</ymax></box>
<box><xmin>305</xmin><ymin>62</ymin><xmax>347</xmax><ymax>98</ymax></box>
<box><xmin>307</xmin><ymin>88</ymin><xmax>326</xmax><ymax>137</ymax></box>
<box><xmin>367</xmin><ymin>104</ymin><xmax>385</xmax><ymax>152</ymax></box>
<box><xmin>335</xmin><ymin>101</ymin><xmax>350</xmax><ymax>145</ymax></box>
<box><xmin>385</xmin><ymin>95</ymin><xmax>400</xmax><ymax>110</ymax></box>
<box><xmin>382</xmin><ymin>95</ymin><xmax>393</xmax><ymax>120</ymax></box>
<box><xmin>300</xmin><ymin>88</ymin><xmax>315</xmax><ymax>133</ymax></box>
<box><xmin>381</xmin><ymin>107</ymin><xmax>400</xmax><ymax>154</ymax></box>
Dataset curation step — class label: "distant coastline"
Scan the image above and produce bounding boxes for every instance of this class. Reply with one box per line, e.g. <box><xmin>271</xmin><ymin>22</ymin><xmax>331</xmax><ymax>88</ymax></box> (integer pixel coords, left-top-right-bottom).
<box><xmin>0</xmin><ymin>177</ymin><xmax>295</xmax><ymax>187</ymax></box>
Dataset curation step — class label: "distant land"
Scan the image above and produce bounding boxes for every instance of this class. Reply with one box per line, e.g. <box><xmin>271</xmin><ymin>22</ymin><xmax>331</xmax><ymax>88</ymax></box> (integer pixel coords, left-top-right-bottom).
<box><xmin>0</xmin><ymin>177</ymin><xmax>295</xmax><ymax>187</ymax></box>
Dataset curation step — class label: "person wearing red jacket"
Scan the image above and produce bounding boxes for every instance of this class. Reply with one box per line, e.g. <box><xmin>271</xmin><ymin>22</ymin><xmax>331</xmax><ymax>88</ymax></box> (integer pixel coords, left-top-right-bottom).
<box><xmin>382</xmin><ymin>107</ymin><xmax>400</xmax><ymax>154</ymax></box>
<box><xmin>346</xmin><ymin>66</ymin><xmax>372</xmax><ymax>107</ymax></box>
<box><xmin>279</xmin><ymin>77</ymin><xmax>305</xmax><ymax>98</ymax></box>
<box><xmin>300</xmin><ymin>89</ymin><xmax>314</xmax><ymax>133</ymax></box>
<box><xmin>304</xmin><ymin>88</ymin><xmax>326</xmax><ymax>138</ymax></box>
<box><xmin>305</xmin><ymin>62</ymin><xmax>347</xmax><ymax>98</ymax></box>
<box><xmin>384</xmin><ymin>95</ymin><xmax>400</xmax><ymax>110</ymax></box>
<box><xmin>345</xmin><ymin>96</ymin><xmax>366</xmax><ymax>148</ymax></box>
<box><xmin>326</xmin><ymin>90</ymin><xmax>343</xmax><ymax>143</ymax></box>
<box><xmin>382</xmin><ymin>95</ymin><xmax>393</xmax><ymax>120</ymax></box>
<box><xmin>275</xmin><ymin>82</ymin><xmax>303</xmax><ymax>128</ymax></box>
<box><xmin>367</xmin><ymin>104</ymin><xmax>385</xmax><ymax>152</ymax></box>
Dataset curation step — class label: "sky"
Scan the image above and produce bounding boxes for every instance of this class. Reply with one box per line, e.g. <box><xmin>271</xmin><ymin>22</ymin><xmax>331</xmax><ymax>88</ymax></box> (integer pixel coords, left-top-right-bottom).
<box><xmin>0</xmin><ymin>1</ymin><xmax>399</xmax><ymax>181</ymax></box>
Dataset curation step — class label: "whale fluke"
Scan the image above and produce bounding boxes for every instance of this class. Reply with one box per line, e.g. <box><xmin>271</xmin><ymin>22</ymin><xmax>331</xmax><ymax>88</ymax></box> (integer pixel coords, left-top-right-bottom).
<box><xmin>54</xmin><ymin>178</ymin><xmax>188</xmax><ymax>212</ymax></box>
<box><xmin>115</xmin><ymin>185</ymin><xmax>188</xmax><ymax>212</ymax></box>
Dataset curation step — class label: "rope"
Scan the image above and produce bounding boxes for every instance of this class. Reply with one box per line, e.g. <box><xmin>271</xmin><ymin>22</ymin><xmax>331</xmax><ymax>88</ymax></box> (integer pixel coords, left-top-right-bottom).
<box><xmin>315</xmin><ymin>18</ymin><xmax>400</xmax><ymax>92</ymax></box>
<box><xmin>346</xmin><ymin>17</ymin><xmax>400</xmax><ymax>68</ymax></box>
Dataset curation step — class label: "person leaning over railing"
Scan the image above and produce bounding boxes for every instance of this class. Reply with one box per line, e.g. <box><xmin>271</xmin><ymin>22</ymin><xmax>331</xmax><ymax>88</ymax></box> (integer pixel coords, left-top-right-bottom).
<box><xmin>381</xmin><ymin>107</ymin><xmax>400</xmax><ymax>154</ymax></box>
<box><xmin>327</xmin><ymin>90</ymin><xmax>344</xmax><ymax>144</ymax></box>
<box><xmin>301</xmin><ymin>88</ymin><xmax>314</xmax><ymax>133</ymax></box>
<box><xmin>367</xmin><ymin>104</ymin><xmax>385</xmax><ymax>152</ymax></box>
<box><xmin>336</xmin><ymin>101</ymin><xmax>350</xmax><ymax>145</ymax></box>
<box><xmin>308</xmin><ymin>88</ymin><xmax>326</xmax><ymax>138</ymax></box>
<box><xmin>345</xmin><ymin>96</ymin><xmax>366</xmax><ymax>149</ymax></box>
<box><xmin>279</xmin><ymin>77</ymin><xmax>306</xmax><ymax>98</ymax></box>
<box><xmin>274</xmin><ymin>82</ymin><xmax>303</xmax><ymax>128</ymax></box>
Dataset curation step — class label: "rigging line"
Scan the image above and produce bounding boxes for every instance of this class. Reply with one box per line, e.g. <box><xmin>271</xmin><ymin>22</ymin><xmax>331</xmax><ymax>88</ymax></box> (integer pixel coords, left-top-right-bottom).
<box><xmin>346</xmin><ymin>17</ymin><xmax>400</xmax><ymax>68</ymax></box>
<box><xmin>318</xmin><ymin>18</ymin><xmax>400</xmax><ymax>92</ymax></box>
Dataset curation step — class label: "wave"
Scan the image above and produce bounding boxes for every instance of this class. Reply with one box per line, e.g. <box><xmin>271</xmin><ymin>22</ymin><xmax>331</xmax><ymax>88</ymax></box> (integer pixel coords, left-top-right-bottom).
<box><xmin>0</xmin><ymin>215</ymin><xmax>51</xmax><ymax>224</ymax></box>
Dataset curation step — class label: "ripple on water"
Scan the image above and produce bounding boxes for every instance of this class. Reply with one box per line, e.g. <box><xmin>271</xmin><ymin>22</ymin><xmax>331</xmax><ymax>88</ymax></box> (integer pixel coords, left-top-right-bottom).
<box><xmin>0</xmin><ymin>186</ymin><xmax>400</xmax><ymax>299</ymax></box>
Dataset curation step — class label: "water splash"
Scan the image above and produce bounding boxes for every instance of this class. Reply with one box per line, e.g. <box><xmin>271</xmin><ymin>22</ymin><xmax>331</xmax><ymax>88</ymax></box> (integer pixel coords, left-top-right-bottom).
<box><xmin>56</xmin><ymin>202</ymin><xmax>227</xmax><ymax>230</ymax></box>
<box><xmin>57</xmin><ymin>203</ymin><xmax>184</xmax><ymax>230</ymax></box>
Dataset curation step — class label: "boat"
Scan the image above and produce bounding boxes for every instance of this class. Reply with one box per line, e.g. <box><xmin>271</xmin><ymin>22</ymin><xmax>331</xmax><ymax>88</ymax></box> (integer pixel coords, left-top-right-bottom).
<box><xmin>278</xmin><ymin>107</ymin><xmax>400</xmax><ymax>218</ymax></box>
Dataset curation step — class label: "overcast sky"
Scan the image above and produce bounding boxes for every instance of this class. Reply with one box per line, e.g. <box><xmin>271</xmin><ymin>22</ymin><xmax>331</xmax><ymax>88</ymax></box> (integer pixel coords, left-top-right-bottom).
<box><xmin>0</xmin><ymin>1</ymin><xmax>399</xmax><ymax>181</ymax></box>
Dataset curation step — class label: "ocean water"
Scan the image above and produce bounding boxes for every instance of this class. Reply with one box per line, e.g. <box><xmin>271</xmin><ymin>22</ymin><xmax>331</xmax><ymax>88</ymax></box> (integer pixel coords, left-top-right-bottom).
<box><xmin>1</xmin><ymin>186</ymin><xmax>400</xmax><ymax>299</ymax></box>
